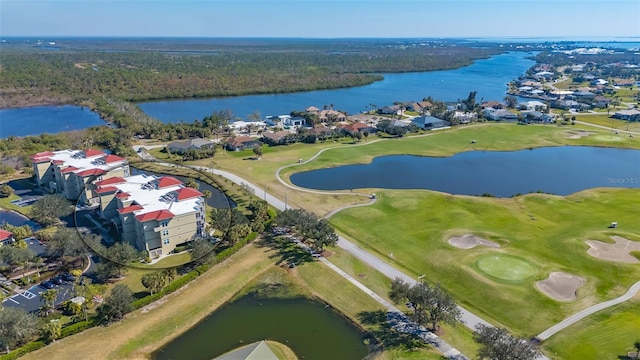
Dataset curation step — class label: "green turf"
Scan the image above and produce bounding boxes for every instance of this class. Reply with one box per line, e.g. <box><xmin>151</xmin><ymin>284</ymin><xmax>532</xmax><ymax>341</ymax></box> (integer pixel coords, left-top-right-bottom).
<box><xmin>475</xmin><ymin>254</ymin><xmax>537</xmax><ymax>283</ymax></box>
<box><xmin>543</xmin><ymin>299</ymin><xmax>640</xmax><ymax>360</ymax></box>
<box><xmin>329</xmin><ymin>188</ymin><xmax>640</xmax><ymax>337</ymax></box>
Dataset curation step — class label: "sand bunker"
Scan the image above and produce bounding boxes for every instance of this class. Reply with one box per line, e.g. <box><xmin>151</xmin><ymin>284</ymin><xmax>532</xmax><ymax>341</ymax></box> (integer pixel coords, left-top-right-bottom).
<box><xmin>448</xmin><ymin>234</ymin><xmax>500</xmax><ymax>249</ymax></box>
<box><xmin>586</xmin><ymin>236</ymin><xmax>640</xmax><ymax>264</ymax></box>
<box><xmin>565</xmin><ymin>130</ymin><xmax>596</xmax><ymax>139</ymax></box>
<box><xmin>536</xmin><ymin>272</ymin><xmax>584</xmax><ymax>301</ymax></box>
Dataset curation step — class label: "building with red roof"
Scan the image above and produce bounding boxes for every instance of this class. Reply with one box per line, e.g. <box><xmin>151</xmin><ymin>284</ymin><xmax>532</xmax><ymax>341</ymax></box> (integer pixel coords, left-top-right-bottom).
<box><xmin>31</xmin><ymin>149</ymin><xmax>129</xmax><ymax>206</ymax></box>
<box><xmin>0</xmin><ymin>229</ymin><xmax>15</xmax><ymax>246</ymax></box>
<box><xmin>96</xmin><ymin>174</ymin><xmax>205</xmax><ymax>259</ymax></box>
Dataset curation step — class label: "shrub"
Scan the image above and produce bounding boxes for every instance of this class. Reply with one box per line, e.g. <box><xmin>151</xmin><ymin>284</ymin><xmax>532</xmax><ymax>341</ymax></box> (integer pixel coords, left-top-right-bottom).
<box><xmin>60</xmin><ymin>318</ymin><xmax>96</xmax><ymax>338</ymax></box>
<box><xmin>0</xmin><ymin>341</ymin><xmax>46</xmax><ymax>360</ymax></box>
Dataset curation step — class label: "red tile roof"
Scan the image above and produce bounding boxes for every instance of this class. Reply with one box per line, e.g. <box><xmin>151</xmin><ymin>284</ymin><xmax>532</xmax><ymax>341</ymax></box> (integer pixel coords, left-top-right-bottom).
<box><xmin>117</xmin><ymin>204</ymin><xmax>143</xmax><ymax>214</ymax></box>
<box><xmin>60</xmin><ymin>166</ymin><xmax>80</xmax><ymax>174</ymax></box>
<box><xmin>52</xmin><ymin>160</ymin><xmax>65</xmax><ymax>165</ymax></box>
<box><xmin>76</xmin><ymin>168</ymin><xmax>107</xmax><ymax>177</ymax></box>
<box><xmin>135</xmin><ymin>209</ymin><xmax>174</xmax><ymax>222</ymax></box>
<box><xmin>115</xmin><ymin>191</ymin><xmax>131</xmax><ymax>199</ymax></box>
<box><xmin>96</xmin><ymin>186</ymin><xmax>118</xmax><ymax>194</ymax></box>
<box><xmin>30</xmin><ymin>151</ymin><xmax>55</xmax><ymax>162</ymax></box>
<box><xmin>175</xmin><ymin>187</ymin><xmax>203</xmax><ymax>201</ymax></box>
<box><xmin>0</xmin><ymin>229</ymin><xmax>13</xmax><ymax>241</ymax></box>
<box><xmin>157</xmin><ymin>176</ymin><xmax>182</xmax><ymax>189</ymax></box>
<box><xmin>95</xmin><ymin>177</ymin><xmax>126</xmax><ymax>187</ymax></box>
<box><xmin>84</xmin><ymin>149</ymin><xmax>104</xmax><ymax>157</ymax></box>
<box><xmin>104</xmin><ymin>154</ymin><xmax>126</xmax><ymax>164</ymax></box>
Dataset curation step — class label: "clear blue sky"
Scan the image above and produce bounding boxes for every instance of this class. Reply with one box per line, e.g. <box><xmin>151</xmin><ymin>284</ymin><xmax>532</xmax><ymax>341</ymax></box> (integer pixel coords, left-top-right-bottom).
<box><xmin>2</xmin><ymin>0</ymin><xmax>639</xmax><ymax>39</ymax></box>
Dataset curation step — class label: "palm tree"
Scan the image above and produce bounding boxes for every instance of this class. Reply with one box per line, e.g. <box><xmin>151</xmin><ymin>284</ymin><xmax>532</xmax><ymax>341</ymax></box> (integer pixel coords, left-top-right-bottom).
<box><xmin>82</xmin><ymin>137</ymin><xmax>93</xmax><ymax>149</ymax></box>
<box><xmin>33</xmin><ymin>257</ymin><xmax>44</xmax><ymax>278</ymax></box>
<box><xmin>39</xmin><ymin>289</ymin><xmax>58</xmax><ymax>317</ymax></box>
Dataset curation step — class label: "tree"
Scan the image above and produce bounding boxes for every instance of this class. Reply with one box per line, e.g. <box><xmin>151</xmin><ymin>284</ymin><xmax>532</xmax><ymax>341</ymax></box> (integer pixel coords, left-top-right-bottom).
<box><xmin>389</xmin><ymin>278</ymin><xmax>462</xmax><ymax>331</ymax></box>
<box><xmin>74</xmin><ymin>278</ymin><xmax>106</xmax><ymax>321</ymax></box>
<box><xmin>473</xmin><ymin>324</ymin><xmax>541</xmax><ymax>360</ymax></box>
<box><xmin>253</xmin><ymin>144</ymin><xmax>263</xmax><ymax>159</ymax></box>
<box><xmin>275</xmin><ymin>209</ymin><xmax>338</xmax><ymax>251</ymax></box>
<box><xmin>0</xmin><ymin>184</ymin><xmax>13</xmax><ymax>198</ymax></box>
<box><xmin>38</xmin><ymin>289</ymin><xmax>58</xmax><ymax>317</ymax></box>
<box><xmin>42</xmin><ymin>321</ymin><xmax>62</xmax><ymax>343</ymax></box>
<box><xmin>0</xmin><ymin>307</ymin><xmax>39</xmax><ymax>353</ymax></box>
<box><xmin>202</xmin><ymin>189</ymin><xmax>212</xmax><ymax>199</ymax></box>
<box><xmin>95</xmin><ymin>242</ymin><xmax>140</xmax><ymax>280</ymax></box>
<box><xmin>189</xmin><ymin>237</ymin><xmax>216</xmax><ymax>265</ymax></box>
<box><xmin>227</xmin><ymin>223</ymin><xmax>251</xmax><ymax>245</ymax></box>
<box><xmin>0</xmin><ymin>246</ymin><xmax>35</xmax><ymax>274</ymax></box>
<box><xmin>362</xmin><ymin>131</ymin><xmax>369</xmax><ymax>141</ymax></box>
<box><xmin>45</xmin><ymin>227</ymin><xmax>88</xmax><ymax>267</ymax></box>
<box><xmin>29</xmin><ymin>194</ymin><xmax>73</xmax><ymax>227</ymax></box>
<box><xmin>161</xmin><ymin>267</ymin><xmax>177</xmax><ymax>284</ymax></box>
<box><xmin>141</xmin><ymin>272</ymin><xmax>166</xmax><ymax>295</ymax></box>
<box><xmin>185</xmin><ymin>177</ymin><xmax>199</xmax><ymax>189</ymax></box>
<box><xmin>634</xmin><ymin>340</ymin><xmax>640</xmax><ymax>360</ymax></box>
<box><xmin>1</xmin><ymin>224</ymin><xmax>32</xmax><ymax>241</ymax></box>
<box><xmin>97</xmin><ymin>284</ymin><xmax>134</xmax><ymax>324</ymax></box>
<box><xmin>503</xmin><ymin>95</ymin><xmax>518</xmax><ymax>109</ymax></box>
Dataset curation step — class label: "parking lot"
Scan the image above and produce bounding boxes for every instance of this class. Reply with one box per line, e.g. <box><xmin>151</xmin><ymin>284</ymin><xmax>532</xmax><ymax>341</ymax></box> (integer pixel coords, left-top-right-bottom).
<box><xmin>3</xmin><ymin>280</ymin><xmax>76</xmax><ymax>313</ymax></box>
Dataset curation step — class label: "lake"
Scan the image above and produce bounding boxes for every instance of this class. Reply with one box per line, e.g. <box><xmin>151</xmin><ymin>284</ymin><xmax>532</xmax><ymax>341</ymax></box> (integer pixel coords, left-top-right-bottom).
<box><xmin>138</xmin><ymin>51</ymin><xmax>536</xmax><ymax>123</ymax></box>
<box><xmin>153</xmin><ymin>293</ymin><xmax>369</xmax><ymax>360</ymax></box>
<box><xmin>289</xmin><ymin>146</ymin><xmax>640</xmax><ymax>197</ymax></box>
<box><xmin>0</xmin><ymin>105</ymin><xmax>105</xmax><ymax>138</ymax></box>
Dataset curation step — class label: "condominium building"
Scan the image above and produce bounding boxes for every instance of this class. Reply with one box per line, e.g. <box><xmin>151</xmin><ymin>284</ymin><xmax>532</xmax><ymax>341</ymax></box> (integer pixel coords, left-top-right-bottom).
<box><xmin>30</xmin><ymin>149</ymin><xmax>129</xmax><ymax>206</ymax></box>
<box><xmin>96</xmin><ymin>174</ymin><xmax>206</xmax><ymax>258</ymax></box>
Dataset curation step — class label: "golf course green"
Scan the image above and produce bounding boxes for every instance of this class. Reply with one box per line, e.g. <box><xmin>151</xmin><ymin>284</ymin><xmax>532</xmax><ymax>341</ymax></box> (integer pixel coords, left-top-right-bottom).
<box><xmin>476</xmin><ymin>254</ymin><xmax>538</xmax><ymax>283</ymax></box>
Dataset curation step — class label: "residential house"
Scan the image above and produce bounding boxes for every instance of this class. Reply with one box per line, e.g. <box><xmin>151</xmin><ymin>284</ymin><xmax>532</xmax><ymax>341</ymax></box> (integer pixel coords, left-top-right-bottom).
<box><xmin>308</xmin><ymin>126</ymin><xmax>335</xmax><ymax>140</ymax></box>
<box><xmin>521</xmin><ymin>111</ymin><xmax>555</xmax><ymax>123</ymax></box>
<box><xmin>453</xmin><ymin>111</ymin><xmax>477</xmax><ymax>124</ymax></box>
<box><xmin>613</xmin><ymin>79</ymin><xmax>634</xmax><ymax>87</ymax></box>
<box><xmin>378</xmin><ymin>105</ymin><xmax>401</xmax><ymax>115</ymax></box>
<box><xmin>261</xmin><ymin>131</ymin><xmax>292</xmax><ymax>145</ymax></box>
<box><xmin>417</xmin><ymin>101</ymin><xmax>433</xmax><ymax>111</ymax></box>
<box><xmin>305</xmin><ymin>106</ymin><xmax>347</xmax><ymax>123</ymax></box>
<box><xmin>573</xmin><ymin>90</ymin><xmax>596</xmax><ymax>100</ymax></box>
<box><xmin>480</xmin><ymin>101</ymin><xmax>504</xmax><ymax>109</ymax></box>
<box><xmin>483</xmin><ymin>108</ymin><xmax>518</xmax><ymax>121</ymax></box>
<box><xmin>612</xmin><ymin>109</ymin><xmax>640</xmax><ymax>121</ymax></box>
<box><xmin>521</xmin><ymin>101</ymin><xmax>548</xmax><ymax>111</ymax></box>
<box><xmin>0</xmin><ymin>229</ymin><xmax>14</xmax><ymax>246</ymax></box>
<box><xmin>224</xmin><ymin>136</ymin><xmax>262</xmax><ymax>151</ymax></box>
<box><xmin>168</xmin><ymin>138</ymin><xmax>215</xmax><ymax>153</ymax></box>
<box><xmin>31</xmin><ymin>149</ymin><xmax>130</xmax><ymax>206</ymax></box>
<box><xmin>341</xmin><ymin>122</ymin><xmax>377</xmax><ymax>135</ymax></box>
<box><xmin>412</xmin><ymin>116</ymin><xmax>450</xmax><ymax>129</ymax></box>
<box><xmin>96</xmin><ymin>174</ymin><xmax>205</xmax><ymax>259</ymax></box>
<box><xmin>593</xmin><ymin>96</ymin><xmax>611</xmax><ymax>109</ymax></box>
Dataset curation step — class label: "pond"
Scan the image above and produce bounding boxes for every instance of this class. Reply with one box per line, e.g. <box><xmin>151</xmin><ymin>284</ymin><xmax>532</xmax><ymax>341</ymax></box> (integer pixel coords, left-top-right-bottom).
<box><xmin>289</xmin><ymin>146</ymin><xmax>640</xmax><ymax>197</ymax></box>
<box><xmin>131</xmin><ymin>168</ymin><xmax>235</xmax><ymax>209</ymax></box>
<box><xmin>153</xmin><ymin>293</ymin><xmax>370</xmax><ymax>360</ymax></box>
<box><xmin>0</xmin><ymin>210</ymin><xmax>39</xmax><ymax>228</ymax></box>
<box><xmin>0</xmin><ymin>105</ymin><xmax>105</xmax><ymax>138</ymax></box>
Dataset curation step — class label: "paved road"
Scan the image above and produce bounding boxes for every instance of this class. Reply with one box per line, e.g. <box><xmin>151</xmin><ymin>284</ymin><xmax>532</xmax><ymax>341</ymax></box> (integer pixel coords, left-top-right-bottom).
<box><xmin>536</xmin><ymin>280</ymin><xmax>640</xmax><ymax>341</ymax></box>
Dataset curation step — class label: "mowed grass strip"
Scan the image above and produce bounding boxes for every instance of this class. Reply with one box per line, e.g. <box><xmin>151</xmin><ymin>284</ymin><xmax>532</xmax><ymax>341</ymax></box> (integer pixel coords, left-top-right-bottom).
<box><xmin>22</xmin><ymin>244</ymin><xmax>277</xmax><ymax>360</ymax></box>
<box><xmin>329</xmin><ymin>188</ymin><xmax>640</xmax><ymax>337</ymax></box>
<box><xmin>543</xmin><ymin>296</ymin><xmax>640</xmax><ymax>360</ymax></box>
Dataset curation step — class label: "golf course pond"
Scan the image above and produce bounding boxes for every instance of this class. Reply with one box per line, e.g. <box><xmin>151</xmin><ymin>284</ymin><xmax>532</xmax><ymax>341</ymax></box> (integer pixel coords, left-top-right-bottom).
<box><xmin>153</xmin><ymin>293</ymin><xmax>370</xmax><ymax>360</ymax></box>
<box><xmin>289</xmin><ymin>146</ymin><xmax>640</xmax><ymax>197</ymax></box>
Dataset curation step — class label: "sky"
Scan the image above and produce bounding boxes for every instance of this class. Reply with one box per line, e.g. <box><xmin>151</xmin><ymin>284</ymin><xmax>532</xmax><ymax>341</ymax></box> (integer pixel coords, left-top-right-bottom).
<box><xmin>1</xmin><ymin>0</ymin><xmax>639</xmax><ymax>39</ymax></box>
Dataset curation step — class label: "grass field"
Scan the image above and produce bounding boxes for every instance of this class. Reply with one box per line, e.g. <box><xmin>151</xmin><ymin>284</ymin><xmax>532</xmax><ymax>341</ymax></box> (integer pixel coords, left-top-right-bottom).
<box><xmin>544</xmin><ymin>295</ymin><xmax>640</xmax><ymax>360</ymax></box>
<box><xmin>329</xmin><ymin>188</ymin><xmax>640</xmax><ymax>337</ymax></box>
<box><xmin>571</xmin><ymin>113</ymin><xmax>640</xmax><ymax>133</ymax></box>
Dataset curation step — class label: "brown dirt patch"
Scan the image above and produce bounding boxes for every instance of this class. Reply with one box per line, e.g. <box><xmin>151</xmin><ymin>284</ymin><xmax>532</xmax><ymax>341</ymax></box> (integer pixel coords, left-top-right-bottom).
<box><xmin>357</xmin><ymin>273</ymin><xmax>367</xmax><ymax>278</ymax></box>
<box><xmin>535</xmin><ymin>272</ymin><xmax>584</xmax><ymax>301</ymax></box>
<box><xmin>586</xmin><ymin>236</ymin><xmax>640</xmax><ymax>263</ymax></box>
<box><xmin>448</xmin><ymin>234</ymin><xmax>500</xmax><ymax>249</ymax></box>
<box><xmin>565</xmin><ymin>130</ymin><xmax>596</xmax><ymax>139</ymax></box>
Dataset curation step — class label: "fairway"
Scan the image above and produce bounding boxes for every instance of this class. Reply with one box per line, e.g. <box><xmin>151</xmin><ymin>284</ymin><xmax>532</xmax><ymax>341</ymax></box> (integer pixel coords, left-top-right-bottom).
<box><xmin>476</xmin><ymin>254</ymin><xmax>537</xmax><ymax>283</ymax></box>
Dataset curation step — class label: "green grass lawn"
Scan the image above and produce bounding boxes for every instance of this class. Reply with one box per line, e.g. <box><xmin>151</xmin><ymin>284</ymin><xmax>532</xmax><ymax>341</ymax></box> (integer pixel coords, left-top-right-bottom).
<box><xmin>570</xmin><ymin>113</ymin><xmax>640</xmax><ymax>133</ymax></box>
<box><xmin>544</xmin><ymin>297</ymin><xmax>640</xmax><ymax>360</ymax></box>
<box><xmin>329</xmin><ymin>188</ymin><xmax>640</xmax><ymax>337</ymax></box>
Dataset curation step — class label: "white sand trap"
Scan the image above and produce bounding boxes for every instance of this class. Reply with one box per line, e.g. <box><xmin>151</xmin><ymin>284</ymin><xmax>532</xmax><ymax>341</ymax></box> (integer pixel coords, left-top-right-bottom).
<box><xmin>565</xmin><ymin>130</ymin><xmax>596</xmax><ymax>139</ymax></box>
<box><xmin>448</xmin><ymin>234</ymin><xmax>500</xmax><ymax>249</ymax></box>
<box><xmin>536</xmin><ymin>272</ymin><xmax>584</xmax><ymax>301</ymax></box>
<box><xmin>586</xmin><ymin>236</ymin><xmax>640</xmax><ymax>264</ymax></box>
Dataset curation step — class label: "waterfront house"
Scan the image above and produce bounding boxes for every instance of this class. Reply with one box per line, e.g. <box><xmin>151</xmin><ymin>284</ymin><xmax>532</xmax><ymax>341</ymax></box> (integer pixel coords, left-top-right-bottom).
<box><xmin>96</xmin><ymin>174</ymin><xmax>205</xmax><ymax>259</ymax></box>
<box><xmin>261</xmin><ymin>130</ymin><xmax>291</xmax><ymax>145</ymax></box>
<box><xmin>412</xmin><ymin>116</ymin><xmax>450</xmax><ymax>129</ymax></box>
<box><xmin>483</xmin><ymin>108</ymin><xmax>518</xmax><ymax>121</ymax></box>
<box><xmin>168</xmin><ymin>138</ymin><xmax>215</xmax><ymax>153</ymax></box>
<box><xmin>224</xmin><ymin>136</ymin><xmax>262</xmax><ymax>151</ymax></box>
<box><xmin>521</xmin><ymin>101</ymin><xmax>548</xmax><ymax>111</ymax></box>
<box><xmin>480</xmin><ymin>101</ymin><xmax>504</xmax><ymax>109</ymax></box>
<box><xmin>31</xmin><ymin>149</ymin><xmax>129</xmax><ymax>206</ymax></box>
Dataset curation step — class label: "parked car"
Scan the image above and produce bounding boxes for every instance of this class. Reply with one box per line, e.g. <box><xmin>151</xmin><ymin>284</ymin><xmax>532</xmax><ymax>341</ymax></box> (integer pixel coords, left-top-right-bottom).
<box><xmin>50</xmin><ymin>276</ymin><xmax>63</xmax><ymax>285</ymax></box>
<box><xmin>40</xmin><ymin>281</ymin><xmax>55</xmax><ymax>289</ymax></box>
<box><xmin>60</xmin><ymin>273</ymin><xmax>76</xmax><ymax>282</ymax></box>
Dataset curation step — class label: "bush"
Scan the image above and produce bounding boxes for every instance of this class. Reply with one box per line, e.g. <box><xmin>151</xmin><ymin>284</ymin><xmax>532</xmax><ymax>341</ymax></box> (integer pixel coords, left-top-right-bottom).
<box><xmin>60</xmin><ymin>318</ymin><xmax>96</xmax><ymax>338</ymax></box>
<box><xmin>0</xmin><ymin>341</ymin><xmax>46</xmax><ymax>360</ymax></box>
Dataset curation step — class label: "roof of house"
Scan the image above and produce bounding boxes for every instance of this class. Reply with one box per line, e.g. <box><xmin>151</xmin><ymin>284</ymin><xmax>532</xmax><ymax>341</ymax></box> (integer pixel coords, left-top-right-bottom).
<box><xmin>417</xmin><ymin>101</ymin><xmax>433</xmax><ymax>108</ymax></box>
<box><xmin>343</xmin><ymin>122</ymin><xmax>370</xmax><ymax>133</ymax></box>
<box><xmin>169</xmin><ymin>138</ymin><xmax>214</xmax><ymax>150</ymax></box>
<box><xmin>225</xmin><ymin>136</ymin><xmax>259</xmax><ymax>147</ymax></box>
<box><xmin>412</xmin><ymin>116</ymin><xmax>448</xmax><ymax>125</ymax></box>
<box><xmin>214</xmin><ymin>341</ymin><xmax>278</xmax><ymax>360</ymax></box>
<box><xmin>481</xmin><ymin>101</ymin><xmax>504</xmax><ymax>108</ymax></box>
<box><xmin>306</xmin><ymin>106</ymin><xmax>320</xmax><ymax>112</ymax></box>
<box><xmin>0</xmin><ymin>229</ymin><xmax>13</xmax><ymax>241</ymax></box>
<box><xmin>262</xmin><ymin>131</ymin><xmax>290</xmax><ymax>142</ymax></box>
<box><xmin>615</xmin><ymin>109</ymin><xmax>640</xmax><ymax>116</ymax></box>
<box><xmin>30</xmin><ymin>149</ymin><xmax>128</xmax><ymax>177</ymax></box>
<box><xmin>97</xmin><ymin>174</ymin><xmax>203</xmax><ymax>223</ymax></box>
<box><xmin>95</xmin><ymin>177</ymin><xmax>127</xmax><ymax>187</ymax></box>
